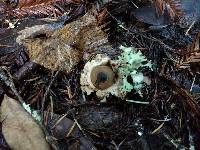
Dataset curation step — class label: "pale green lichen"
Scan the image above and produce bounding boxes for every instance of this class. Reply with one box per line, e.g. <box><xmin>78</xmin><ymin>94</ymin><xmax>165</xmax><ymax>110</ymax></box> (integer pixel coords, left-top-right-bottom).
<box><xmin>116</xmin><ymin>45</ymin><xmax>152</xmax><ymax>96</ymax></box>
<box><xmin>22</xmin><ymin>102</ymin><xmax>41</xmax><ymax>122</ymax></box>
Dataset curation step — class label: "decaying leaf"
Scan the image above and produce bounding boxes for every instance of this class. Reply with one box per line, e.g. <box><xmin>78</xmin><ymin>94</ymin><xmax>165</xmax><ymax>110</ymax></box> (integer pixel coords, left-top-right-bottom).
<box><xmin>17</xmin><ymin>9</ymin><xmax>114</xmax><ymax>72</ymax></box>
<box><xmin>0</xmin><ymin>95</ymin><xmax>50</xmax><ymax>150</ymax></box>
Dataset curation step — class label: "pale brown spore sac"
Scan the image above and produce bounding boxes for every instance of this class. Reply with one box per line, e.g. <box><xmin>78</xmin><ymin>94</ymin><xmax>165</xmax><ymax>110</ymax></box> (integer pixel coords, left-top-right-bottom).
<box><xmin>90</xmin><ymin>65</ymin><xmax>115</xmax><ymax>90</ymax></box>
<box><xmin>80</xmin><ymin>54</ymin><xmax>122</xmax><ymax>99</ymax></box>
<box><xmin>17</xmin><ymin>10</ymin><xmax>113</xmax><ymax>73</ymax></box>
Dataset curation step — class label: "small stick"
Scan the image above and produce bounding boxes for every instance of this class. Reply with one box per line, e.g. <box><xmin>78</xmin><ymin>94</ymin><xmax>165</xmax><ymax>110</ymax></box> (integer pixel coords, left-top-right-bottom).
<box><xmin>185</xmin><ymin>20</ymin><xmax>196</xmax><ymax>35</ymax></box>
<box><xmin>190</xmin><ymin>75</ymin><xmax>196</xmax><ymax>92</ymax></box>
<box><xmin>41</xmin><ymin>68</ymin><xmax>60</xmax><ymax>121</ymax></box>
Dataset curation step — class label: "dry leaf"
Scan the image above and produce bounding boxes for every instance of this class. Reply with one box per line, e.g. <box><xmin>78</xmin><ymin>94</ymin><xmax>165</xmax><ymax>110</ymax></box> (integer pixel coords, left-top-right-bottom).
<box><xmin>0</xmin><ymin>95</ymin><xmax>50</xmax><ymax>150</ymax></box>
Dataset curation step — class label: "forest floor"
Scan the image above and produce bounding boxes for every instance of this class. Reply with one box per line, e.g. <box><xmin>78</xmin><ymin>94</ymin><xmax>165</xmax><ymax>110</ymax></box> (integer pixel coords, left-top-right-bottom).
<box><xmin>0</xmin><ymin>0</ymin><xmax>200</xmax><ymax>150</ymax></box>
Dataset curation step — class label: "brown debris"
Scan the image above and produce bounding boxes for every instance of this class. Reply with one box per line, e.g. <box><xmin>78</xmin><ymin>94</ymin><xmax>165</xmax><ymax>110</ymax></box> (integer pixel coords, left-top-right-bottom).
<box><xmin>17</xmin><ymin>9</ymin><xmax>112</xmax><ymax>73</ymax></box>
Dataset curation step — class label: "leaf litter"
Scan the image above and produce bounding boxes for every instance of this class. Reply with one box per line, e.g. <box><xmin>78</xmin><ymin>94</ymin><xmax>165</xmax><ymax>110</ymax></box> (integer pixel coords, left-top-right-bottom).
<box><xmin>0</xmin><ymin>0</ymin><xmax>200</xmax><ymax>150</ymax></box>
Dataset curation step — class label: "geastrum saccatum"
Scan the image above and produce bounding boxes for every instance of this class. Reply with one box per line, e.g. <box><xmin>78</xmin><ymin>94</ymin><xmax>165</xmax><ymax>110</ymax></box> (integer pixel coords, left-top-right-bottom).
<box><xmin>80</xmin><ymin>54</ymin><xmax>121</xmax><ymax>99</ymax></box>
